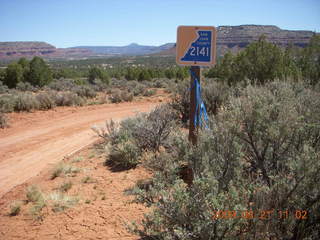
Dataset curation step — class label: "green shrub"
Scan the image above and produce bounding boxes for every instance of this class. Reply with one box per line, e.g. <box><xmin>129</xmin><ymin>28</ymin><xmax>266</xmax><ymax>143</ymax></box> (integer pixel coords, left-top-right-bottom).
<box><xmin>0</xmin><ymin>81</ymin><xmax>9</xmax><ymax>94</ymax></box>
<box><xmin>73</xmin><ymin>85</ymin><xmax>97</xmax><ymax>98</ymax></box>
<box><xmin>92</xmin><ymin>117</ymin><xmax>138</xmax><ymax>145</ymax></box>
<box><xmin>54</xmin><ymin>92</ymin><xmax>84</xmax><ymax>106</ymax></box>
<box><xmin>16</xmin><ymin>82</ymin><xmax>36</xmax><ymax>92</ymax></box>
<box><xmin>170</xmin><ymin>80</ymin><xmax>189</xmax><ymax>124</ymax></box>
<box><xmin>99</xmin><ymin>117</ymin><xmax>143</xmax><ymax>168</ymax></box>
<box><xmin>202</xmin><ymin>80</ymin><xmax>230</xmax><ymax>115</ymax></box>
<box><xmin>109</xmin><ymin>89</ymin><xmax>122</xmax><ymax>103</ymax></box>
<box><xmin>36</xmin><ymin>92</ymin><xmax>56</xmax><ymax>110</ymax></box>
<box><xmin>120</xmin><ymin>90</ymin><xmax>133</xmax><ymax>102</ymax></box>
<box><xmin>9</xmin><ymin>201</ymin><xmax>23</xmax><ymax>216</ymax></box>
<box><xmin>47</xmin><ymin>78</ymin><xmax>77</xmax><ymax>91</ymax></box>
<box><xmin>153</xmin><ymin>79</ymin><xmax>169</xmax><ymax>88</ymax></box>
<box><xmin>14</xmin><ymin>93</ymin><xmax>39</xmax><ymax>112</ymax></box>
<box><xmin>26</xmin><ymin>185</ymin><xmax>44</xmax><ymax>203</ymax></box>
<box><xmin>29</xmin><ymin>198</ymin><xmax>46</xmax><ymax>219</ymax></box>
<box><xmin>108</xmin><ymin>138</ymin><xmax>141</xmax><ymax>168</ymax></box>
<box><xmin>132</xmin><ymin>84</ymin><xmax>145</xmax><ymax>96</ymax></box>
<box><xmin>0</xmin><ymin>112</ymin><xmax>9</xmax><ymax>128</ymax></box>
<box><xmin>131</xmin><ymin>82</ymin><xmax>320</xmax><ymax>239</ymax></box>
<box><xmin>109</xmin><ymin>89</ymin><xmax>133</xmax><ymax>103</ymax></box>
<box><xmin>0</xmin><ymin>94</ymin><xmax>15</xmax><ymax>113</ymax></box>
<box><xmin>132</xmin><ymin>104</ymin><xmax>177</xmax><ymax>152</ymax></box>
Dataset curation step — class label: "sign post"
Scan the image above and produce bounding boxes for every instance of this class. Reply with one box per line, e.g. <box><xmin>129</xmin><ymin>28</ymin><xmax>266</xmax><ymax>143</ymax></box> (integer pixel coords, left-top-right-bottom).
<box><xmin>176</xmin><ymin>26</ymin><xmax>217</xmax><ymax>144</ymax></box>
<box><xmin>189</xmin><ymin>65</ymin><xmax>200</xmax><ymax>144</ymax></box>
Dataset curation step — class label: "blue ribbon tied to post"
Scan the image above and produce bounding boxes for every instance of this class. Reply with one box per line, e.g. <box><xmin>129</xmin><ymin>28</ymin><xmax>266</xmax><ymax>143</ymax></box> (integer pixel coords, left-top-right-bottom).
<box><xmin>190</xmin><ymin>69</ymin><xmax>209</xmax><ymax>129</ymax></box>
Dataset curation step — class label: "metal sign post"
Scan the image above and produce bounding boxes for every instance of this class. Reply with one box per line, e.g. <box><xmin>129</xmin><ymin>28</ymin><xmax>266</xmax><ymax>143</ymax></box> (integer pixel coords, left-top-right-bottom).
<box><xmin>176</xmin><ymin>26</ymin><xmax>217</xmax><ymax>144</ymax></box>
<box><xmin>189</xmin><ymin>66</ymin><xmax>200</xmax><ymax>144</ymax></box>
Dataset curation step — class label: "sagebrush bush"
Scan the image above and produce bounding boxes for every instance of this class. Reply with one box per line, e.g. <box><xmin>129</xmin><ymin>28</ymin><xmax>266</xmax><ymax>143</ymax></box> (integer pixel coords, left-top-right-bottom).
<box><xmin>73</xmin><ymin>85</ymin><xmax>97</xmax><ymax>98</ymax></box>
<box><xmin>131</xmin><ymin>82</ymin><xmax>320</xmax><ymax>239</ymax></box>
<box><xmin>109</xmin><ymin>89</ymin><xmax>133</xmax><ymax>103</ymax></box>
<box><xmin>0</xmin><ymin>81</ymin><xmax>9</xmax><ymax>94</ymax></box>
<box><xmin>47</xmin><ymin>78</ymin><xmax>78</xmax><ymax>91</ymax></box>
<box><xmin>202</xmin><ymin>80</ymin><xmax>230</xmax><ymax>115</ymax></box>
<box><xmin>120</xmin><ymin>90</ymin><xmax>133</xmax><ymax>102</ymax></box>
<box><xmin>100</xmin><ymin>118</ymin><xmax>141</xmax><ymax>168</ymax></box>
<box><xmin>132</xmin><ymin>104</ymin><xmax>177</xmax><ymax>152</ymax></box>
<box><xmin>109</xmin><ymin>89</ymin><xmax>122</xmax><ymax>103</ymax></box>
<box><xmin>54</xmin><ymin>92</ymin><xmax>84</xmax><ymax>106</ymax></box>
<box><xmin>0</xmin><ymin>94</ymin><xmax>15</xmax><ymax>112</ymax></box>
<box><xmin>36</xmin><ymin>92</ymin><xmax>56</xmax><ymax>110</ymax></box>
<box><xmin>170</xmin><ymin>80</ymin><xmax>190</xmax><ymax>124</ymax></box>
<box><xmin>16</xmin><ymin>81</ymin><xmax>36</xmax><ymax>92</ymax></box>
<box><xmin>153</xmin><ymin>78</ymin><xmax>169</xmax><ymax>88</ymax></box>
<box><xmin>108</xmin><ymin>139</ymin><xmax>141</xmax><ymax>168</ymax></box>
<box><xmin>14</xmin><ymin>93</ymin><xmax>39</xmax><ymax>112</ymax></box>
<box><xmin>132</xmin><ymin>84</ymin><xmax>145</xmax><ymax>96</ymax></box>
<box><xmin>0</xmin><ymin>112</ymin><xmax>9</xmax><ymax>128</ymax></box>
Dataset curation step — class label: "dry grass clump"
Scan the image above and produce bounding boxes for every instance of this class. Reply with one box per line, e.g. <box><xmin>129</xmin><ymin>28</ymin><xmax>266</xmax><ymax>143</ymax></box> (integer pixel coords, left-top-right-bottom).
<box><xmin>81</xmin><ymin>176</ymin><xmax>96</xmax><ymax>184</ymax></box>
<box><xmin>9</xmin><ymin>201</ymin><xmax>23</xmax><ymax>216</ymax></box>
<box><xmin>50</xmin><ymin>163</ymin><xmax>81</xmax><ymax>180</ymax></box>
<box><xmin>58</xmin><ymin>181</ymin><xmax>73</xmax><ymax>192</ymax></box>
<box><xmin>26</xmin><ymin>185</ymin><xmax>44</xmax><ymax>203</ymax></box>
<box><xmin>46</xmin><ymin>192</ymin><xmax>79</xmax><ymax>212</ymax></box>
<box><xmin>24</xmin><ymin>184</ymin><xmax>79</xmax><ymax>217</ymax></box>
<box><xmin>26</xmin><ymin>185</ymin><xmax>46</xmax><ymax>218</ymax></box>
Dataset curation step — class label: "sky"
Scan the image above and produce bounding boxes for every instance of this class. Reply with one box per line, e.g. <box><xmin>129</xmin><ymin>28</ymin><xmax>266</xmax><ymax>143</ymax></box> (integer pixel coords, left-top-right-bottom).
<box><xmin>0</xmin><ymin>0</ymin><xmax>319</xmax><ymax>48</ymax></box>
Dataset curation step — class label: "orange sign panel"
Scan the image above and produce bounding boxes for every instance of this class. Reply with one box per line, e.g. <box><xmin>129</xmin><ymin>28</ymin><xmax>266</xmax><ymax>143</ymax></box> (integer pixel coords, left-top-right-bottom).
<box><xmin>176</xmin><ymin>26</ymin><xmax>217</xmax><ymax>66</ymax></box>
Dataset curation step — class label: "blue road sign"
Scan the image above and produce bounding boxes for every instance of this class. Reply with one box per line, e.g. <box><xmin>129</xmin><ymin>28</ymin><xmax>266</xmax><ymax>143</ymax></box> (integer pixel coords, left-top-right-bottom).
<box><xmin>181</xmin><ymin>30</ymin><xmax>212</xmax><ymax>62</ymax></box>
<box><xmin>176</xmin><ymin>26</ymin><xmax>217</xmax><ymax>66</ymax></box>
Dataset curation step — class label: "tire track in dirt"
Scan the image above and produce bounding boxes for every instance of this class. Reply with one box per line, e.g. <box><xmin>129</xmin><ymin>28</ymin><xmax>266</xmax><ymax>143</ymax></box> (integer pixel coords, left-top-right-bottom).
<box><xmin>0</xmin><ymin>101</ymin><xmax>159</xmax><ymax>197</ymax></box>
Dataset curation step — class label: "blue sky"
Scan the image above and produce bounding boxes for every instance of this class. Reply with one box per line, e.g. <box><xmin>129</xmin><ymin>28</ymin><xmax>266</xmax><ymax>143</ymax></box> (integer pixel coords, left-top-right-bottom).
<box><xmin>0</xmin><ymin>0</ymin><xmax>319</xmax><ymax>48</ymax></box>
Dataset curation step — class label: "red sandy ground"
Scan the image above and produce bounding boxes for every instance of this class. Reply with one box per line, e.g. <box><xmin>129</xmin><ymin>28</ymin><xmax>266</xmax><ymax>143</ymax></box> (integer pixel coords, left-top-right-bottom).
<box><xmin>0</xmin><ymin>143</ymin><xmax>151</xmax><ymax>240</ymax></box>
<box><xmin>0</xmin><ymin>93</ymin><xmax>166</xmax><ymax>239</ymax></box>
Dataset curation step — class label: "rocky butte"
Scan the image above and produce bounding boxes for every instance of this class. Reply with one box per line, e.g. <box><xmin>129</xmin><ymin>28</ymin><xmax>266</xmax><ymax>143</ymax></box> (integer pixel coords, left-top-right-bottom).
<box><xmin>0</xmin><ymin>25</ymin><xmax>317</xmax><ymax>60</ymax></box>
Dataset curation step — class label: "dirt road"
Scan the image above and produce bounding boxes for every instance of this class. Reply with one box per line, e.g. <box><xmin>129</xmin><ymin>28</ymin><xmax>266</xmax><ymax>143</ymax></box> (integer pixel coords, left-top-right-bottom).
<box><xmin>0</xmin><ymin>100</ymin><xmax>158</xmax><ymax>198</ymax></box>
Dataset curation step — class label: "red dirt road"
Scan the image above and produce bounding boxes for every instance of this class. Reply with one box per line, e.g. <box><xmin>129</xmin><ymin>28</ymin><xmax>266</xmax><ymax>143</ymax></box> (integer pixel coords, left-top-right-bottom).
<box><xmin>0</xmin><ymin>100</ymin><xmax>158</xmax><ymax>198</ymax></box>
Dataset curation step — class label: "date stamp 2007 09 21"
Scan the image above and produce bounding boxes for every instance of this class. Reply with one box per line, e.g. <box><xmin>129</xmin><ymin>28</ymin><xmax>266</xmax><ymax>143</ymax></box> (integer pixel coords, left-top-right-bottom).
<box><xmin>212</xmin><ymin>210</ymin><xmax>308</xmax><ymax>220</ymax></box>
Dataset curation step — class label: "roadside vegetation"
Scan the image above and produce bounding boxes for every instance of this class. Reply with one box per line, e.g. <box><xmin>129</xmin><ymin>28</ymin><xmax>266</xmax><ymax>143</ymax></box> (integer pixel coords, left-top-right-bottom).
<box><xmin>5</xmin><ymin>35</ymin><xmax>320</xmax><ymax>239</ymax></box>
<box><xmin>0</xmin><ymin>56</ymin><xmax>182</xmax><ymax>128</ymax></box>
<box><xmin>93</xmin><ymin>35</ymin><xmax>319</xmax><ymax>239</ymax></box>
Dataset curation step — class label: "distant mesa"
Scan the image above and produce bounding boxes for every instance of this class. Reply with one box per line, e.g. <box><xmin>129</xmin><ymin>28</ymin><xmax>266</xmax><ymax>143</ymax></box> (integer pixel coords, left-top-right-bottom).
<box><xmin>0</xmin><ymin>25</ymin><xmax>318</xmax><ymax>60</ymax></box>
<box><xmin>155</xmin><ymin>25</ymin><xmax>318</xmax><ymax>57</ymax></box>
<box><xmin>72</xmin><ymin>43</ymin><xmax>175</xmax><ymax>56</ymax></box>
<box><xmin>0</xmin><ymin>41</ymin><xmax>92</xmax><ymax>60</ymax></box>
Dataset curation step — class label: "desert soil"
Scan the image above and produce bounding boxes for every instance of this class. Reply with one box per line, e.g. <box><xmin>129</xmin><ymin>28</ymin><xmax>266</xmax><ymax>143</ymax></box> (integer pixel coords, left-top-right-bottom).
<box><xmin>0</xmin><ymin>95</ymin><xmax>163</xmax><ymax>239</ymax></box>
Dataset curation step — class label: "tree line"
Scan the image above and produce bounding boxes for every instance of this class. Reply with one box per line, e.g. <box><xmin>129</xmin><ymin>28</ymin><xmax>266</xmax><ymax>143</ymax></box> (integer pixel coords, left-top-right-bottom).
<box><xmin>0</xmin><ymin>57</ymin><xmax>190</xmax><ymax>89</ymax></box>
<box><xmin>205</xmin><ymin>34</ymin><xmax>320</xmax><ymax>86</ymax></box>
<box><xmin>1</xmin><ymin>34</ymin><xmax>319</xmax><ymax>89</ymax></box>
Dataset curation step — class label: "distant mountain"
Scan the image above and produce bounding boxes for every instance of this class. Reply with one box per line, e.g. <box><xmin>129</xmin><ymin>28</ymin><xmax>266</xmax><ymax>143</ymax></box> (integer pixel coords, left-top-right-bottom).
<box><xmin>71</xmin><ymin>43</ymin><xmax>175</xmax><ymax>56</ymax></box>
<box><xmin>0</xmin><ymin>25</ymin><xmax>317</xmax><ymax>61</ymax></box>
<box><xmin>0</xmin><ymin>41</ymin><xmax>91</xmax><ymax>60</ymax></box>
<box><xmin>155</xmin><ymin>25</ymin><xmax>317</xmax><ymax>57</ymax></box>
